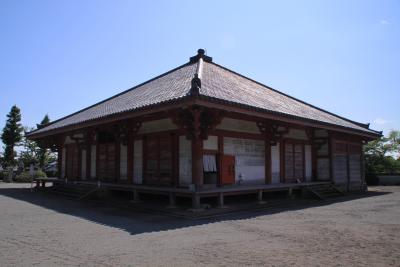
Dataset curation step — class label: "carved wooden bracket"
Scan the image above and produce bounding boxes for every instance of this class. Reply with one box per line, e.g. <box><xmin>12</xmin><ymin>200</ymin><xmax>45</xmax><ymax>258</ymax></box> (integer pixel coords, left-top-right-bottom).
<box><xmin>257</xmin><ymin>121</ymin><xmax>289</xmax><ymax>144</ymax></box>
<box><xmin>118</xmin><ymin>120</ymin><xmax>142</xmax><ymax>145</ymax></box>
<box><xmin>170</xmin><ymin>106</ymin><xmax>225</xmax><ymax>140</ymax></box>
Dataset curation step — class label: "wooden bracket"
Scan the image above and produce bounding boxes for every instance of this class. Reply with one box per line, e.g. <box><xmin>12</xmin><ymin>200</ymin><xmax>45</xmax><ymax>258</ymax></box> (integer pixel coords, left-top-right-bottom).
<box><xmin>170</xmin><ymin>106</ymin><xmax>224</xmax><ymax>140</ymax></box>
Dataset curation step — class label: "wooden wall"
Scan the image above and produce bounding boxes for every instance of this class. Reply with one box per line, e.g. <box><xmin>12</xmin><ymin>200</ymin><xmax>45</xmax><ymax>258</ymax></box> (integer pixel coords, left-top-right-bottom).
<box><xmin>57</xmin><ymin>114</ymin><xmax>364</xmax><ymax>189</ymax></box>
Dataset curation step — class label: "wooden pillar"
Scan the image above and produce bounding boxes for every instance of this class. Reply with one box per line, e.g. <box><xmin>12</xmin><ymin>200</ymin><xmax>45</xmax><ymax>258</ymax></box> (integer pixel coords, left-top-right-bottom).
<box><xmin>217</xmin><ymin>193</ymin><xmax>224</xmax><ymax>208</ymax></box>
<box><xmin>328</xmin><ymin>135</ymin><xmax>334</xmax><ymax>182</ymax></box>
<box><xmin>311</xmin><ymin>143</ymin><xmax>317</xmax><ymax>181</ymax></box>
<box><xmin>172</xmin><ymin>133</ymin><xmax>179</xmax><ymax>187</ymax></box>
<box><xmin>192</xmin><ymin>193</ymin><xmax>201</xmax><ymax>209</ymax></box>
<box><xmin>218</xmin><ymin>135</ymin><xmax>224</xmax><ymax>186</ymax></box>
<box><xmin>257</xmin><ymin>190</ymin><xmax>266</xmax><ymax>204</ymax></box>
<box><xmin>265</xmin><ymin>141</ymin><xmax>272</xmax><ymax>184</ymax></box>
<box><xmin>115</xmin><ymin>138</ymin><xmax>121</xmax><ymax>183</ymax></box>
<box><xmin>167</xmin><ymin>192</ymin><xmax>177</xmax><ymax>208</ymax></box>
<box><xmin>280</xmin><ymin>140</ymin><xmax>285</xmax><ymax>183</ymax></box>
<box><xmin>77</xmin><ymin>144</ymin><xmax>82</xmax><ymax>181</ymax></box>
<box><xmin>191</xmin><ymin>137</ymin><xmax>203</xmax><ymax>187</ymax></box>
<box><xmin>361</xmin><ymin>143</ymin><xmax>366</xmax><ymax>190</ymax></box>
<box><xmin>57</xmin><ymin>145</ymin><xmax>63</xmax><ymax>179</ymax></box>
<box><xmin>346</xmin><ymin>142</ymin><xmax>350</xmax><ymax>192</ymax></box>
<box><xmin>127</xmin><ymin>135</ymin><xmax>134</xmax><ymax>184</ymax></box>
<box><xmin>86</xmin><ymin>144</ymin><xmax>91</xmax><ymax>180</ymax></box>
<box><xmin>191</xmin><ymin>108</ymin><xmax>203</xmax><ymax>188</ymax></box>
<box><xmin>130</xmin><ymin>189</ymin><xmax>141</xmax><ymax>203</ymax></box>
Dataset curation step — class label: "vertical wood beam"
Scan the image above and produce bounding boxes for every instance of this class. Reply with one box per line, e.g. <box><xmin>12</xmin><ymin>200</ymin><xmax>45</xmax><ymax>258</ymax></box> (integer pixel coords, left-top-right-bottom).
<box><xmin>302</xmin><ymin>144</ymin><xmax>306</xmax><ymax>182</ymax></box>
<box><xmin>328</xmin><ymin>134</ymin><xmax>334</xmax><ymax>182</ymax></box>
<box><xmin>311</xmin><ymin>131</ymin><xmax>317</xmax><ymax>181</ymax></box>
<box><xmin>218</xmin><ymin>135</ymin><xmax>224</xmax><ymax>186</ymax></box>
<box><xmin>77</xmin><ymin>145</ymin><xmax>82</xmax><ymax>181</ymax></box>
<box><xmin>143</xmin><ymin>136</ymin><xmax>147</xmax><ymax>184</ymax></box>
<box><xmin>280</xmin><ymin>140</ymin><xmax>285</xmax><ymax>183</ymax></box>
<box><xmin>95</xmin><ymin>142</ymin><xmax>100</xmax><ymax>181</ymax></box>
<box><xmin>265</xmin><ymin>141</ymin><xmax>272</xmax><ymax>184</ymax></box>
<box><xmin>346</xmin><ymin>142</ymin><xmax>350</xmax><ymax>192</ymax></box>
<box><xmin>115</xmin><ymin>139</ymin><xmax>121</xmax><ymax>183</ymax></box>
<box><xmin>86</xmin><ymin>144</ymin><xmax>91</xmax><ymax>180</ymax></box>
<box><xmin>191</xmin><ymin>137</ymin><xmax>204</xmax><ymax>187</ymax></box>
<box><xmin>172</xmin><ymin>133</ymin><xmax>179</xmax><ymax>187</ymax></box>
<box><xmin>191</xmin><ymin>108</ymin><xmax>204</xmax><ymax>188</ymax></box>
<box><xmin>127</xmin><ymin>133</ymin><xmax>134</xmax><ymax>184</ymax></box>
<box><xmin>58</xmin><ymin>145</ymin><xmax>63</xmax><ymax>179</ymax></box>
<box><xmin>361</xmin><ymin>143</ymin><xmax>366</xmax><ymax>190</ymax></box>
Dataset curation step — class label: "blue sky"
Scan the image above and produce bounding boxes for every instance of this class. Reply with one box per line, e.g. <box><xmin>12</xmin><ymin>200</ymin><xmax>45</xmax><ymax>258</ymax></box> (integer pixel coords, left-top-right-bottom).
<box><xmin>1</xmin><ymin>0</ymin><xmax>399</xmax><ymax>150</ymax></box>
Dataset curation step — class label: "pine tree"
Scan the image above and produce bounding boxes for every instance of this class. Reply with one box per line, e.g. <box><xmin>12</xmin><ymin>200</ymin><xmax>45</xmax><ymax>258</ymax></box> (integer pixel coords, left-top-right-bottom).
<box><xmin>36</xmin><ymin>115</ymin><xmax>51</xmax><ymax>168</ymax></box>
<box><xmin>1</xmin><ymin>105</ymin><xmax>23</xmax><ymax>166</ymax></box>
<box><xmin>36</xmin><ymin>114</ymin><xmax>50</xmax><ymax>129</ymax></box>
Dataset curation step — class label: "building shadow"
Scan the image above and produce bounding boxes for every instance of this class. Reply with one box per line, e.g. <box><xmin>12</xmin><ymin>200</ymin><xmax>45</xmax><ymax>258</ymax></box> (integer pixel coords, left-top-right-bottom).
<box><xmin>0</xmin><ymin>185</ymin><xmax>392</xmax><ymax>236</ymax></box>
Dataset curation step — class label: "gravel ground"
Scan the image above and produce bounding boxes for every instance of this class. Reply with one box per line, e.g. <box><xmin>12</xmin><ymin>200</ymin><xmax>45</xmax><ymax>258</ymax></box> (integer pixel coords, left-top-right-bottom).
<box><xmin>0</xmin><ymin>183</ymin><xmax>399</xmax><ymax>267</ymax></box>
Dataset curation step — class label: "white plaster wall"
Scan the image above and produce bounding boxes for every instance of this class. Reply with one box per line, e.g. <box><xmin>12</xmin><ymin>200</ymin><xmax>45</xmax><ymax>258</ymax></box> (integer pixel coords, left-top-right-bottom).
<box><xmin>133</xmin><ymin>140</ymin><xmax>143</xmax><ymax>184</ymax></box>
<box><xmin>284</xmin><ymin>129</ymin><xmax>308</xmax><ymax>140</ymax></box>
<box><xmin>61</xmin><ymin>148</ymin><xmax>66</xmax><ymax>179</ymax></box>
<box><xmin>138</xmin><ymin>118</ymin><xmax>177</xmax><ymax>134</ymax></box>
<box><xmin>349</xmin><ymin>154</ymin><xmax>361</xmax><ymax>182</ymax></box>
<box><xmin>90</xmin><ymin>145</ymin><xmax>96</xmax><ymax>179</ymax></box>
<box><xmin>81</xmin><ymin>149</ymin><xmax>87</xmax><ymax>180</ymax></box>
<box><xmin>224</xmin><ymin>137</ymin><xmax>265</xmax><ymax>184</ymax></box>
<box><xmin>333</xmin><ymin>155</ymin><xmax>348</xmax><ymax>183</ymax></box>
<box><xmin>203</xmin><ymin>135</ymin><xmax>218</xmax><ymax>150</ymax></box>
<box><xmin>120</xmin><ymin>144</ymin><xmax>128</xmax><ymax>180</ymax></box>
<box><xmin>271</xmin><ymin>142</ymin><xmax>280</xmax><ymax>184</ymax></box>
<box><xmin>305</xmin><ymin>145</ymin><xmax>312</xmax><ymax>181</ymax></box>
<box><xmin>179</xmin><ymin>136</ymin><xmax>192</xmax><ymax>186</ymax></box>
<box><xmin>216</xmin><ymin>118</ymin><xmax>261</xmax><ymax>134</ymax></box>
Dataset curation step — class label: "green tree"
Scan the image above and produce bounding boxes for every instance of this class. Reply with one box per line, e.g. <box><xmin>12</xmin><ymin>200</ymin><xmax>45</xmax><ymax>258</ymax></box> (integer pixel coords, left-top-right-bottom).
<box><xmin>36</xmin><ymin>115</ymin><xmax>51</xmax><ymax>168</ymax></box>
<box><xmin>1</xmin><ymin>105</ymin><xmax>23</xmax><ymax>166</ymax></box>
<box><xmin>364</xmin><ymin>130</ymin><xmax>400</xmax><ymax>184</ymax></box>
<box><xmin>19</xmin><ymin>127</ymin><xmax>40</xmax><ymax>167</ymax></box>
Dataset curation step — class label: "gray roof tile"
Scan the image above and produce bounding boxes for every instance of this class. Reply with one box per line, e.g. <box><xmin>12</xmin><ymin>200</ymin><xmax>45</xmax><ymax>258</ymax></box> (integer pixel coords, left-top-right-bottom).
<box><xmin>29</xmin><ymin>54</ymin><xmax>379</xmax><ymax>137</ymax></box>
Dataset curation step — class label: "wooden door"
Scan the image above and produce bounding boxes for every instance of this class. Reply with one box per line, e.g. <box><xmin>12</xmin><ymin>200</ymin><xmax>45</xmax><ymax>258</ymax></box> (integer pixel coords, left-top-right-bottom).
<box><xmin>97</xmin><ymin>143</ymin><xmax>116</xmax><ymax>182</ymax></box>
<box><xmin>145</xmin><ymin>137</ymin><xmax>159</xmax><ymax>185</ymax></box>
<box><xmin>66</xmin><ymin>144</ymin><xmax>79</xmax><ymax>180</ymax></box>
<box><xmin>284</xmin><ymin>142</ymin><xmax>304</xmax><ymax>183</ymax></box>
<box><xmin>144</xmin><ymin>135</ymin><xmax>173</xmax><ymax>186</ymax></box>
<box><xmin>158</xmin><ymin>136</ymin><xmax>173</xmax><ymax>185</ymax></box>
<box><xmin>221</xmin><ymin>155</ymin><xmax>235</xmax><ymax>185</ymax></box>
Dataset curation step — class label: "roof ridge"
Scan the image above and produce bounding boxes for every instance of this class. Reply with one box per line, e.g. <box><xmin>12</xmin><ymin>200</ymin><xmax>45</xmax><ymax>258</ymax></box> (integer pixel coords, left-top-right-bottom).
<box><xmin>188</xmin><ymin>49</ymin><xmax>207</xmax><ymax>97</ymax></box>
<box><xmin>205</xmin><ymin>61</ymin><xmax>373</xmax><ymax>131</ymax></box>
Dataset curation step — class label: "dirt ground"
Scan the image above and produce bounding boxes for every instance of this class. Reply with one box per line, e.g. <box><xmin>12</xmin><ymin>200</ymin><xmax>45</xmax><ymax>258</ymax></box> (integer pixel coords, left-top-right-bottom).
<box><xmin>0</xmin><ymin>183</ymin><xmax>399</xmax><ymax>267</ymax></box>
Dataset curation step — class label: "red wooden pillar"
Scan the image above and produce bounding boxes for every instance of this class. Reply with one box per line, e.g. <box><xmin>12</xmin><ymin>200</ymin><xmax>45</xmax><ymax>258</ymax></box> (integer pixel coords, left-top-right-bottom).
<box><xmin>280</xmin><ymin>140</ymin><xmax>285</xmax><ymax>183</ymax></box>
<box><xmin>127</xmin><ymin>134</ymin><xmax>134</xmax><ymax>184</ymax></box>
<box><xmin>217</xmin><ymin>135</ymin><xmax>224</xmax><ymax>186</ymax></box>
<box><xmin>86</xmin><ymin>144</ymin><xmax>91</xmax><ymax>180</ymax></box>
<box><xmin>191</xmin><ymin>108</ymin><xmax>203</xmax><ymax>188</ymax></box>
<box><xmin>265</xmin><ymin>141</ymin><xmax>272</xmax><ymax>184</ymax></box>
<box><xmin>191</xmin><ymin>137</ymin><xmax>204</xmax><ymax>187</ymax></box>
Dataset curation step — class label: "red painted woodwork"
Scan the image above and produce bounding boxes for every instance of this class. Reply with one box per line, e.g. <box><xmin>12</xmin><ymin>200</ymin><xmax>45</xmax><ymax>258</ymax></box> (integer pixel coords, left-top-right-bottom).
<box><xmin>144</xmin><ymin>135</ymin><xmax>173</xmax><ymax>186</ymax></box>
<box><xmin>65</xmin><ymin>144</ymin><xmax>79</xmax><ymax>180</ymax></box>
<box><xmin>284</xmin><ymin>142</ymin><xmax>305</xmax><ymax>183</ymax></box>
<box><xmin>191</xmin><ymin>138</ymin><xmax>204</xmax><ymax>186</ymax></box>
<box><xmin>221</xmin><ymin>155</ymin><xmax>235</xmax><ymax>185</ymax></box>
<box><xmin>97</xmin><ymin>143</ymin><xmax>116</xmax><ymax>182</ymax></box>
